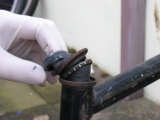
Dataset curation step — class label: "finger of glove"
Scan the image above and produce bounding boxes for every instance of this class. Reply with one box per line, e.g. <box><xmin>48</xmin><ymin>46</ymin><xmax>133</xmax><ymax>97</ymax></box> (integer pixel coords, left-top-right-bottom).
<box><xmin>49</xmin><ymin>23</ymin><xmax>68</xmax><ymax>52</ymax></box>
<box><xmin>34</xmin><ymin>20</ymin><xmax>68</xmax><ymax>55</ymax></box>
<box><xmin>27</xmin><ymin>46</ymin><xmax>57</xmax><ymax>85</ymax></box>
<box><xmin>46</xmin><ymin>72</ymin><xmax>58</xmax><ymax>84</ymax></box>
<box><xmin>0</xmin><ymin>47</ymin><xmax>46</xmax><ymax>85</ymax></box>
<box><xmin>13</xmin><ymin>14</ymin><xmax>67</xmax><ymax>55</ymax></box>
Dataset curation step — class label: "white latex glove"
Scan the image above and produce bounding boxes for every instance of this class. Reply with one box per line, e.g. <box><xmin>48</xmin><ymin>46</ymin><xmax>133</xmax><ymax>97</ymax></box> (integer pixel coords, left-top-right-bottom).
<box><xmin>0</xmin><ymin>10</ymin><xmax>67</xmax><ymax>86</ymax></box>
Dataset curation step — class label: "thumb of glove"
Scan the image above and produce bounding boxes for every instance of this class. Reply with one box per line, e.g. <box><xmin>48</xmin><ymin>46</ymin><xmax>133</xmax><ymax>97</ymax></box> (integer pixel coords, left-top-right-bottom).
<box><xmin>0</xmin><ymin>47</ymin><xmax>46</xmax><ymax>84</ymax></box>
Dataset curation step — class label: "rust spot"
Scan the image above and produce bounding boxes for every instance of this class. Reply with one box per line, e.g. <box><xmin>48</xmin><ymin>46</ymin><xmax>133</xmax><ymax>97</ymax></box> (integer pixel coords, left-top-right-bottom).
<box><xmin>80</xmin><ymin>104</ymin><xmax>88</xmax><ymax>120</ymax></box>
<box><xmin>33</xmin><ymin>66</ymin><xmax>37</xmax><ymax>70</ymax></box>
<box><xmin>131</xmin><ymin>83</ymin><xmax>138</xmax><ymax>88</ymax></box>
<box><xmin>101</xmin><ymin>72</ymin><xmax>109</xmax><ymax>78</ymax></box>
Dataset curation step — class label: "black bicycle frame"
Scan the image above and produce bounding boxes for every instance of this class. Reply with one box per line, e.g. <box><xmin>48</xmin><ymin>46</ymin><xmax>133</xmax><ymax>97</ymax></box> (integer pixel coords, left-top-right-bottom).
<box><xmin>44</xmin><ymin>49</ymin><xmax>160</xmax><ymax>120</ymax></box>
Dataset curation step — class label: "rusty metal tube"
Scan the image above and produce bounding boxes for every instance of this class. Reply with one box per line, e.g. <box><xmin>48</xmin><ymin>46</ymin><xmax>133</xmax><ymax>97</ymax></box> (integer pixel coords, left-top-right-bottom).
<box><xmin>44</xmin><ymin>49</ymin><xmax>160</xmax><ymax>119</ymax></box>
<box><xmin>59</xmin><ymin>65</ymin><xmax>96</xmax><ymax>120</ymax></box>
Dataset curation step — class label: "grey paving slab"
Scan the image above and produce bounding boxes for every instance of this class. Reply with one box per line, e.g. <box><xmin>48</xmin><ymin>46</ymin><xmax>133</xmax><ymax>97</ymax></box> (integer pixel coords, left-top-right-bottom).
<box><xmin>53</xmin><ymin>103</ymin><xmax>60</xmax><ymax>112</ymax></box>
<box><xmin>0</xmin><ymin>104</ymin><xmax>59</xmax><ymax>120</ymax></box>
<box><xmin>91</xmin><ymin>97</ymin><xmax>160</xmax><ymax>120</ymax></box>
<box><xmin>0</xmin><ymin>79</ymin><xmax>46</xmax><ymax>115</ymax></box>
<box><xmin>1</xmin><ymin>97</ymin><xmax>160</xmax><ymax>120</ymax></box>
<box><xmin>30</xmin><ymin>81</ymin><xmax>62</xmax><ymax>104</ymax></box>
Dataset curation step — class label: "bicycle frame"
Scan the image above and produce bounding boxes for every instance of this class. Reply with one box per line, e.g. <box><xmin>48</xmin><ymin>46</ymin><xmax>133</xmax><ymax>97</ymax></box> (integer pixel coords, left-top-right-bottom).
<box><xmin>44</xmin><ymin>48</ymin><xmax>160</xmax><ymax>120</ymax></box>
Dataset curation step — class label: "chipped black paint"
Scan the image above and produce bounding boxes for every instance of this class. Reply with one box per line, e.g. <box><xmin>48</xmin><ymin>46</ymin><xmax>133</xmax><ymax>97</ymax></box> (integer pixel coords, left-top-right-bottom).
<box><xmin>92</xmin><ymin>54</ymin><xmax>160</xmax><ymax>113</ymax></box>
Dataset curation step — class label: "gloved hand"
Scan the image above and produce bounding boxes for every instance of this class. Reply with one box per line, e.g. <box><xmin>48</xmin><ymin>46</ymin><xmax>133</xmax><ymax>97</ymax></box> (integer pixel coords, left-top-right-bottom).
<box><xmin>0</xmin><ymin>10</ymin><xmax>67</xmax><ymax>86</ymax></box>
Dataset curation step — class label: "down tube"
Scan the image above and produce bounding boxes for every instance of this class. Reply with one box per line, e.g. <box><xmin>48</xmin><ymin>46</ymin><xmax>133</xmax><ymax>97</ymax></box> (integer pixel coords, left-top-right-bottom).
<box><xmin>93</xmin><ymin>54</ymin><xmax>160</xmax><ymax>113</ymax></box>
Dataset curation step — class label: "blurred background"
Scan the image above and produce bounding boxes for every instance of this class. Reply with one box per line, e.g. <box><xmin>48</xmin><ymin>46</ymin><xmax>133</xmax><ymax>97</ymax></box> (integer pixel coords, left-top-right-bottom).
<box><xmin>1</xmin><ymin>0</ymin><xmax>160</xmax><ymax>120</ymax></box>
